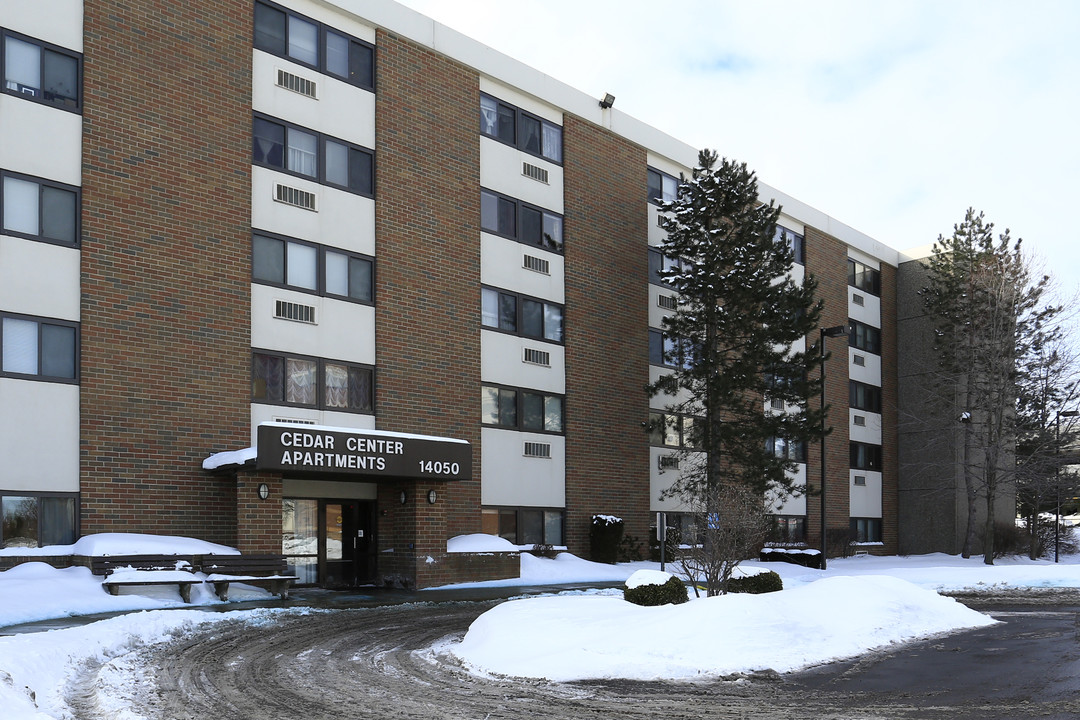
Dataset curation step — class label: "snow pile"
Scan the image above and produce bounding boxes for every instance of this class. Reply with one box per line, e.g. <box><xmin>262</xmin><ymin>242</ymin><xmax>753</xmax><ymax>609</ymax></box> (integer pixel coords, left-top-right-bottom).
<box><xmin>452</xmin><ymin>575</ymin><xmax>995</xmax><ymax>682</ymax></box>
<box><xmin>624</xmin><ymin>569</ymin><xmax>673</xmax><ymax>589</ymax></box>
<box><xmin>0</xmin><ymin>533</ymin><xmax>240</xmax><ymax>558</ymax></box>
<box><xmin>446</xmin><ymin>534</ymin><xmax>519</xmax><ymax>553</ymax></box>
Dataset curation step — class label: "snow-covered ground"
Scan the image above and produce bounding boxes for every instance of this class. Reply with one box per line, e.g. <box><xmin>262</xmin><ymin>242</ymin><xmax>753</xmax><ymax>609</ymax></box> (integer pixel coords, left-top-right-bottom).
<box><xmin>3</xmin><ymin>533</ymin><xmax>1080</xmax><ymax>718</ymax></box>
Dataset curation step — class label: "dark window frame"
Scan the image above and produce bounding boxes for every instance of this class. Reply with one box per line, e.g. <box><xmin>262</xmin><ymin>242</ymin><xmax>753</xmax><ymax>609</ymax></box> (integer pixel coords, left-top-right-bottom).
<box><xmin>850</xmin><ymin>517</ymin><xmax>883</xmax><ymax>543</ymax></box>
<box><xmin>766</xmin><ymin>436</ymin><xmax>808</xmax><ymax>463</ymax></box>
<box><xmin>771</xmin><ymin>515</ymin><xmax>807</xmax><ymax>544</ymax></box>
<box><xmin>479</xmin><ymin>92</ymin><xmax>563</xmax><ymax>165</ymax></box>
<box><xmin>647</xmin><ymin>167</ymin><xmax>679</xmax><ymax>204</ymax></box>
<box><xmin>253</xmin><ymin>113</ymin><xmax>375</xmax><ymax>198</ymax></box>
<box><xmin>0</xmin><ymin>491</ymin><xmax>80</xmax><ymax>548</ymax></box>
<box><xmin>480</xmin><ymin>187</ymin><xmax>563</xmax><ymax>253</ymax></box>
<box><xmin>648</xmin><ymin>247</ymin><xmax>688</xmax><ymax>289</ymax></box>
<box><xmin>252</xmin><ymin>230</ymin><xmax>374</xmax><ymax>305</ymax></box>
<box><xmin>648</xmin><ymin>411</ymin><xmax>701</xmax><ymax>449</ymax></box>
<box><xmin>648</xmin><ymin>328</ymin><xmax>694</xmax><ymax>370</ymax></box>
<box><xmin>850</xmin><ymin>441</ymin><xmax>883</xmax><ymax>471</ymax></box>
<box><xmin>0</xmin><ymin>169</ymin><xmax>81</xmax><ymax>247</ymax></box>
<box><xmin>0</xmin><ymin>311</ymin><xmax>79</xmax><ymax>383</ymax></box>
<box><xmin>848</xmin><ymin>319</ymin><xmax>881</xmax><ymax>355</ymax></box>
<box><xmin>775</xmin><ymin>225</ymin><xmax>805</xmax><ymax>265</ymax></box>
<box><xmin>480</xmin><ymin>285</ymin><xmax>564</xmax><ymax>345</ymax></box>
<box><xmin>847</xmin><ymin>258</ymin><xmax>882</xmax><ymax>296</ymax></box>
<box><xmin>482</xmin><ymin>383</ymin><xmax>565</xmax><ymax>435</ymax></box>
<box><xmin>0</xmin><ymin>29</ymin><xmax>82</xmax><ymax>113</ymax></box>
<box><xmin>849</xmin><ymin>380</ymin><xmax>882</xmax><ymax>414</ymax></box>
<box><xmin>488</xmin><ymin>506</ymin><xmax>564</xmax><ymax>546</ymax></box>
<box><xmin>253</xmin><ymin>0</ymin><xmax>375</xmax><ymax>91</ymax></box>
<box><xmin>251</xmin><ymin>349</ymin><xmax>374</xmax><ymax>414</ymax></box>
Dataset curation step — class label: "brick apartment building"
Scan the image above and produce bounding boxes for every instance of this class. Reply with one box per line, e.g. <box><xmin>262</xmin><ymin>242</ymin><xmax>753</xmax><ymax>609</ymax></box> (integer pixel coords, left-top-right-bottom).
<box><xmin>0</xmin><ymin>0</ymin><xmax>908</xmax><ymax>588</ymax></box>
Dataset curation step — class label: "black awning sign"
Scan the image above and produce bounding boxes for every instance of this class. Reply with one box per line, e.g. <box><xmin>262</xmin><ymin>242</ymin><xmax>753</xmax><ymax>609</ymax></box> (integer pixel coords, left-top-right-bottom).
<box><xmin>256</xmin><ymin>425</ymin><xmax>471</xmax><ymax>480</ymax></box>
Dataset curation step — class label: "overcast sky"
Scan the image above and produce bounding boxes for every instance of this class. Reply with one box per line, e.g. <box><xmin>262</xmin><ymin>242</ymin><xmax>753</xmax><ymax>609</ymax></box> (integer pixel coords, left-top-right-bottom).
<box><xmin>395</xmin><ymin>0</ymin><xmax>1080</xmax><ymax>298</ymax></box>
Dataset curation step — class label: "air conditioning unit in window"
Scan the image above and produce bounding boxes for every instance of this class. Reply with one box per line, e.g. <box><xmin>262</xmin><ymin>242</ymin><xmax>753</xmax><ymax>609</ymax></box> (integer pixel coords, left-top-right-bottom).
<box><xmin>522</xmin><ymin>161</ymin><xmax>549</xmax><ymax>184</ymax></box>
<box><xmin>523</xmin><ymin>347</ymin><xmax>551</xmax><ymax>367</ymax></box>
<box><xmin>274</xmin><ymin>299</ymin><xmax>317</xmax><ymax>324</ymax></box>
<box><xmin>274</xmin><ymin>183</ymin><xmax>317</xmax><ymax>212</ymax></box>
<box><xmin>524</xmin><ymin>442</ymin><xmax>551</xmax><ymax>458</ymax></box>
<box><xmin>657</xmin><ymin>294</ymin><xmax>678</xmax><ymax>310</ymax></box>
<box><xmin>523</xmin><ymin>254</ymin><xmax>550</xmax><ymax>275</ymax></box>
<box><xmin>276</xmin><ymin>68</ymin><xmax>318</xmax><ymax>99</ymax></box>
<box><xmin>658</xmin><ymin>455</ymin><xmax>680</xmax><ymax>470</ymax></box>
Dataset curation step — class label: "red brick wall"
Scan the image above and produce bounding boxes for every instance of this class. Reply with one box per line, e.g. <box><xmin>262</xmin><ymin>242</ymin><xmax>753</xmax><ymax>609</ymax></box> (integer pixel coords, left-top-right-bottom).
<box><xmin>235</xmin><ymin>471</ymin><xmax>282</xmax><ymax>554</ymax></box>
<box><xmin>878</xmin><ymin>263</ymin><xmax>900</xmax><ymax>554</ymax></box>
<box><xmin>804</xmin><ymin>227</ymin><xmax>852</xmax><ymax>552</ymax></box>
<box><xmin>562</xmin><ymin>116</ymin><xmax>650</xmax><ymax>557</ymax></box>
<box><xmin>373</xmin><ymin>30</ymin><xmax>481</xmax><ymax>575</ymax></box>
<box><xmin>80</xmin><ymin>1</ymin><xmax>252</xmax><ymax>545</ymax></box>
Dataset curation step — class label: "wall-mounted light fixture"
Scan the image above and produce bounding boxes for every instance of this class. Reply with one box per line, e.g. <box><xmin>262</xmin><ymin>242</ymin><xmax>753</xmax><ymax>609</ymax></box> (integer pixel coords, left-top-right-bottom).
<box><xmin>427</xmin><ymin>489</ymin><xmax>437</xmax><ymax>504</ymax></box>
<box><xmin>599</xmin><ymin>93</ymin><xmax>615</xmax><ymax>109</ymax></box>
<box><xmin>400</xmin><ymin>489</ymin><xmax>407</xmax><ymax>505</ymax></box>
<box><xmin>257</xmin><ymin>483</ymin><xmax>270</xmax><ymax>500</ymax></box>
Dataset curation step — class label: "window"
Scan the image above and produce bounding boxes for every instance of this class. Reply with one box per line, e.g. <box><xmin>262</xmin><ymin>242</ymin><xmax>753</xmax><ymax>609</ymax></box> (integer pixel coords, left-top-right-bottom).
<box><xmin>253</xmin><ymin>115</ymin><xmax>374</xmax><ymax>197</ymax></box>
<box><xmin>848</xmin><ymin>319</ymin><xmax>880</xmax><ymax>355</ymax></box>
<box><xmin>1</xmin><ymin>493</ymin><xmax>77</xmax><ymax>548</ymax></box>
<box><xmin>649</xmin><ymin>329</ymin><xmax>694</xmax><ymax>369</ymax></box>
<box><xmin>480</xmin><ymin>189</ymin><xmax>562</xmax><ymax>252</ymax></box>
<box><xmin>1</xmin><ymin>313</ymin><xmax>78</xmax><ymax>382</ymax></box>
<box><xmin>480</xmin><ymin>94</ymin><xmax>562</xmax><ymax>163</ymax></box>
<box><xmin>849</xmin><ymin>380</ymin><xmax>882</xmax><ymax>413</ymax></box>
<box><xmin>851</xmin><ymin>517</ymin><xmax>882</xmax><ymax>543</ymax></box>
<box><xmin>775</xmin><ymin>226</ymin><xmax>805</xmax><ymax>265</ymax></box>
<box><xmin>767</xmin><ymin>437</ymin><xmax>807</xmax><ymax>463</ymax></box>
<box><xmin>771</xmin><ymin>515</ymin><xmax>806</xmax><ymax>543</ymax></box>
<box><xmin>847</xmin><ymin>258</ymin><xmax>881</xmax><ymax>296</ymax></box>
<box><xmin>2</xmin><ymin>31</ymin><xmax>81</xmax><ymax>111</ymax></box>
<box><xmin>648</xmin><ymin>247</ymin><xmax>687</xmax><ymax>288</ymax></box>
<box><xmin>484</xmin><ymin>507</ymin><xmax>563</xmax><ymax>546</ymax></box>
<box><xmin>647</xmin><ymin>167</ymin><xmax>679</xmax><ymax>204</ymax></box>
<box><xmin>648</xmin><ymin>412</ymin><xmax>701</xmax><ymax>449</ymax></box>
<box><xmin>850</xmin><ymin>441</ymin><xmax>882</xmax><ymax>471</ymax></box>
<box><xmin>1</xmin><ymin>171</ymin><xmax>79</xmax><ymax>245</ymax></box>
<box><xmin>252</xmin><ymin>351</ymin><xmax>373</xmax><ymax>412</ymax></box>
<box><xmin>481</xmin><ymin>287</ymin><xmax>562</xmax><ymax>342</ymax></box>
<box><xmin>254</xmin><ymin>1</ymin><xmax>374</xmax><ymax>90</ymax></box>
<box><xmin>482</xmin><ymin>385</ymin><xmax>563</xmax><ymax>433</ymax></box>
<box><xmin>253</xmin><ymin>232</ymin><xmax>373</xmax><ymax>304</ymax></box>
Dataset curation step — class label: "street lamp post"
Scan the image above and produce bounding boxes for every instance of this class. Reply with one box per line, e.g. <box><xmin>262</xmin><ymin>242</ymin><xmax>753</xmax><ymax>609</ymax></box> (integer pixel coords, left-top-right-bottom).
<box><xmin>1054</xmin><ymin>409</ymin><xmax>1078</xmax><ymax>563</ymax></box>
<box><xmin>818</xmin><ymin>325</ymin><xmax>848</xmax><ymax>571</ymax></box>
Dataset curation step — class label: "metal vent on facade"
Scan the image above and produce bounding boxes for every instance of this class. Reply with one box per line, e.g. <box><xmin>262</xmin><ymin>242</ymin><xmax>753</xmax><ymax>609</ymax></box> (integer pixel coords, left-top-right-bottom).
<box><xmin>274</xmin><ymin>183</ymin><xmax>317</xmax><ymax>211</ymax></box>
<box><xmin>770</xmin><ymin>398</ymin><xmax>785</xmax><ymax>411</ymax></box>
<box><xmin>523</xmin><ymin>347</ymin><xmax>551</xmax><ymax>366</ymax></box>
<box><xmin>658</xmin><ymin>455</ymin><xmax>680</xmax><ymax>470</ymax></box>
<box><xmin>524</xmin><ymin>441</ymin><xmax>551</xmax><ymax>458</ymax></box>
<box><xmin>854</xmin><ymin>475</ymin><xmax>867</xmax><ymax>486</ymax></box>
<box><xmin>852</xmin><ymin>293</ymin><xmax>865</xmax><ymax>306</ymax></box>
<box><xmin>523</xmin><ymin>254</ymin><xmax>550</xmax><ymax>275</ymax></box>
<box><xmin>522</xmin><ymin>161</ymin><xmax>549</xmax><ymax>184</ymax></box>
<box><xmin>276</xmin><ymin>68</ymin><xmax>318</xmax><ymax>99</ymax></box>
<box><xmin>657</xmin><ymin>294</ymin><xmax>678</xmax><ymax>310</ymax></box>
<box><xmin>274</xmin><ymin>417</ymin><xmax>317</xmax><ymax>425</ymax></box>
<box><xmin>853</xmin><ymin>415</ymin><xmax>866</xmax><ymax>426</ymax></box>
<box><xmin>853</xmin><ymin>354</ymin><xmax>865</xmax><ymax>367</ymax></box>
<box><xmin>274</xmin><ymin>299</ymin><xmax>317</xmax><ymax>324</ymax></box>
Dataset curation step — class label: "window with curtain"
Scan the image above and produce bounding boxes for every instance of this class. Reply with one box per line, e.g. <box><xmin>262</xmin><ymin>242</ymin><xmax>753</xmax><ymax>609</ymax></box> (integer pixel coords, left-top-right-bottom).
<box><xmin>254</xmin><ymin>2</ymin><xmax>374</xmax><ymax>90</ymax></box>
<box><xmin>1</xmin><ymin>314</ymin><xmax>77</xmax><ymax>381</ymax></box>
<box><xmin>252</xmin><ymin>351</ymin><xmax>373</xmax><ymax>413</ymax></box>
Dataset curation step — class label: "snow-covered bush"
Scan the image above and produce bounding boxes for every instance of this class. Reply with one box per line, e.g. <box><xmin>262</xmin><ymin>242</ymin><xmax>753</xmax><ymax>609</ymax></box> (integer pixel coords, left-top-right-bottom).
<box><xmin>589</xmin><ymin>514</ymin><xmax>624</xmax><ymax>564</ymax></box>
<box><xmin>623</xmin><ymin>570</ymin><xmax>688</xmax><ymax>606</ymax></box>
<box><xmin>727</xmin><ymin>570</ymin><xmax>782</xmax><ymax>594</ymax></box>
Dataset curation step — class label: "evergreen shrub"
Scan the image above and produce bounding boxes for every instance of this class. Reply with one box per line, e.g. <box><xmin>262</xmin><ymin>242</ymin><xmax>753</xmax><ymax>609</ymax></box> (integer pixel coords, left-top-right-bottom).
<box><xmin>624</xmin><ymin>575</ymin><xmax>689</xmax><ymax>606</ymax></box>
<box><xmin>727</xmin><ymin>570</ymin><xmax>783</xmax><ymax>594</ymax></box>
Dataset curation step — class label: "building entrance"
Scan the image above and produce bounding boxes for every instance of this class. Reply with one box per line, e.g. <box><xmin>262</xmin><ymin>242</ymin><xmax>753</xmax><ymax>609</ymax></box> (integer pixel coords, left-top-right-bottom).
<box><xmin>283</xmin><ymin>498</ymin><xmax>376</xmax><ymax>587</ymax></box>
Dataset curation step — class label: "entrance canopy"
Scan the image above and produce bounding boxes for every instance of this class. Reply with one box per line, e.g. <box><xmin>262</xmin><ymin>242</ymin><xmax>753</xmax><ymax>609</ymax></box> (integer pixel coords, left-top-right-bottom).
<box><xmin>203</xmin><ymin>423</ymin><xmax>472</xmax><ymax>481</ymax></box>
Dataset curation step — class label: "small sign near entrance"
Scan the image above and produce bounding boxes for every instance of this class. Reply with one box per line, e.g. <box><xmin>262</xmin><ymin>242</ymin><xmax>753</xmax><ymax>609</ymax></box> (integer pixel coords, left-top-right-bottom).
<box><xmin>256</xmin><ymin>424</ymin><xmax>471</xmax><ymax>480</ymax></box>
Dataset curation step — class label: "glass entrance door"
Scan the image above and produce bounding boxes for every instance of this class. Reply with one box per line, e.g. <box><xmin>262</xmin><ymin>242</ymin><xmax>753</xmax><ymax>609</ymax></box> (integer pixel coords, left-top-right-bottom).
<box><xmin>321</xmin><ymin>500</ymin><xmax>375</xmax><ymax>587</ymax></box>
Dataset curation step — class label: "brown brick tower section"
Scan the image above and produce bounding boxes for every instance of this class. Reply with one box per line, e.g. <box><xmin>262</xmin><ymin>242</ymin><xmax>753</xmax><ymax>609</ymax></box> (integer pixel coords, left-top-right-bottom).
<box><xmin>878</xmin><ymin>263</ymin><xmax>900</xmax><ymax>554</ymax></box>
<box><xmin>804</xmin><ymin>227</ymin><xmax>852</xmax><ymax>554</ymax></box>
<box><xmin>374</xmin><ymin>31</ymin><xmax>481</xmax><ymax>587</ymax></box>
<box><xmin>80</xmin><ymin>2</ymin><xmax>252</xmax><ymax>544</ymax></box>
<box><xmin>562</xmin><ymin>116</ymin><xmax>650</xmax><ymax>557</ymax></box>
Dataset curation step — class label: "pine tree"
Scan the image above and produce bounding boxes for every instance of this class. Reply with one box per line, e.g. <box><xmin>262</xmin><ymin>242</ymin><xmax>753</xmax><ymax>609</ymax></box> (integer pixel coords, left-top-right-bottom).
<box><xmin>647</xmin><ymin>150</ymin><xmax>825</xmax><ymax>594</ymax></box>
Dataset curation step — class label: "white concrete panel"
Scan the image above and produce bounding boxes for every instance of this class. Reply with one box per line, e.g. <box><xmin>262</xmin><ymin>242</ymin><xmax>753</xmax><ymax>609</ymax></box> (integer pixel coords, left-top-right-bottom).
<box><xmin>648</xmin><ymin>284</ymin><xmax>676</xmax><ymax>330</ymax></box>
<box><xmin>478</xmin><ymin>77</ymin><xmax>562</xmax><ymax>125</ymax></box>
<box><xmin>481</xmin><ymin>427</ymin><xmax>565</xmax><ymax>507</ymax></box>
<box><xmin>480</xmin><ymin>234</ymin><xmax>564</xmax><ymax>303</ymax></box>
<box><xmin>848</xmin><ymin>289</ymin><xmax>881</xmax><ymax>328</ymax></box>
<box><xmin>848</xmin><ymin>347</ymin><xmax>882</xmax><ymax>386</ymax></box>
<box><xmin>2</xmin><ymin>0</ymin><xmax>83</xmax><ymax>50</ymax></box>
<box><xmin>252</xmin><ymin>50</ymin><xmax>375</xmax><ymax>148</ymax></box>
<box><xmin>0</xmin><ymin>237</ymin><xmax>80</xmax><ymax>321</ymax></box>
<box><xmin>0</xmin><ymin>378</ymin><xmax>78</xmax><ymax>492</ymax></box>
<box><xmin>645</xmin><ymin>153</ymin><xmax>686</xmax><ymax>180</ymax></box>
<box><xmin>251</xmin><ymin>167</ymin><xmax>375</xmax><ymax>255</ymax></box>
<box><xmin>849</xmin><ymin>471</ymin><xmax>883</xmax><ymax>518</ymax></box>
<box><xmin>777</xmin><ymin>215</ymin><xmax>805</xmax><ymax>236</ymax></box>
<box><xmin>249</xmin><ymin>405</ymin><xmax>375</xmax><ymax>446</ymax></box>
<box><xmin>649</xmin><ymin>365</ymin><xmax>694</xmax><ymax>409</ymax></box>
<box><xmin>251</xmin><ymin>285</ymin><xmax>375</xmax><ymax>364</ymax></box>
<box><xmin>0</xmin><ymin>97</ymin><xmax>82</xmax><ymax>185</ymax></box>
<box><xmin>769</xmin><ymin>465</ymin><xmax>808</xmax><ymax>515</ymax></box>
<box><xmin>647</xmin><ymin>203</ymin><xmax>669</xmax><ymax>248</ymax></box>
<box><xmin>481</xmin><ymin>330</ymin><xmax>564</xmax><ymax>394</ymax></box>
<box><xmin>479</xmin><ymin>138</ymin><xmax>564</xmax><ymax>213</ymax></box>
<box><xmin>849</xmin><ymin>409</ymin><xmax>883</xmax><ymax>445</ymax></box>
<box><xmin>649</xmin><ymin>448</ymin><xmax>700</xmax><ymax>512</ymax></box>
<box><xmin>276</xmin><ymin>0</ymin><xmax>376</xmax><ymax>42</ymax></box>
<box><xmin>848</xmin><ymin>248</ymin><xmax>881</xmax><ymax>269</ymax></box>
